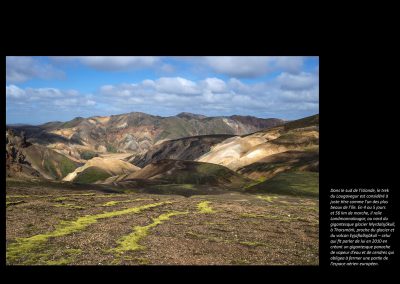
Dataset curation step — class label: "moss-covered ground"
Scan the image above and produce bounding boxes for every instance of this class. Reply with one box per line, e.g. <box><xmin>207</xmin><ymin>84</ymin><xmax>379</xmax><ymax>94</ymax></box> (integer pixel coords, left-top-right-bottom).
<box><xmin>6</xmin><ymin>180</ymin><xmax>318</xmax><ymax>265</ymax></box>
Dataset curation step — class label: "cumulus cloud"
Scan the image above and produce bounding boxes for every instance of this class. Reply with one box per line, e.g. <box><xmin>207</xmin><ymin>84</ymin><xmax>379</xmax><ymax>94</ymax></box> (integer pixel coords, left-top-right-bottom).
<box><xmin>275</xmin><ymin>57</ymin><xmax>304</xmax><ymax>74</ymax></box>
<box><xmin>6</xmin><ymin>56</ymin><xmax>65</xmax><ymax>83</ymax></box>
<box><xmin>6</xmin><ymin>85</ymin><xmax>26</xmax><ymax>98</ymax></box>
<box><xmin>6</xmin><ymin>85</ymin><xmax>96</xmax><ymax>109</ymax></box>
<box><xmin>202</xmin><ymin>56</ymin><xmax>304</xmax><ymax>78</ymax></box>
<box><xmin>155</xmin><ymin>77</ymin><xmax>200</xmax><ymax>95</ymax></box>
<box><xmin>7</xmin><ymin>64</ymin><xmax>319</xmax><ymax>123</ymax></box>
<box><xmin>98</xmin><ymin>73</ymin><xmax>318</xmax><ymax>116</ymax></box>
<box><xmin>200</xmin><ymin>78</ymin><xmax>227</xmax><ymax>93</ymax></box>
<box><xmin>277</xmin><ymin>72</ymin><xmax>318</xmax><ymax>90</ymax></box>
<box><xmin>50</xmin><ymin>56</ymin><xmax>160</xmax><ymax>71</ymax></box>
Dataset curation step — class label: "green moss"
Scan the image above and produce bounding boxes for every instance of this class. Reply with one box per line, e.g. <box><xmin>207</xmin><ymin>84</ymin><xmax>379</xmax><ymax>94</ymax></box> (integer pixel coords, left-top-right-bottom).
<box><xmin>6</xmin><ymin>200</ymin><xmax>25</xmax><ymax>207</ymax></box>
<box><xmin>80</xmin><ymin>151</ymin><xmax>98</xmax><ymax>160</ymax></box>
<box><xmin>44</xmin><ymin>249</ymin><xmax>83</xmax><ymax>265</ymax></box>
<box><xmin>59</xmin><ymin>156</ymin><xmax>78</xmax><ymax>178</ymax></box>
<box><xmin>197</xmin><ymin>201</ymin><xmax>215</xmax><ymax>213</ymax></box>
<box><xmin>54</xmin><ymin>197</ymin><xmax>69</xmax><ymax>202</ymax></box>
<box><xmin>106</xmin><ymin>144</ymin><xmax>118</xmax><ymax>153</ymax></box>
<box><xmin>243</xmin><ymin>176</ymin><xmax>267</xmax><ymax>189</ymax></box>
<box><xmin>7</xmin><ymin>195</ymin><xmax>31</xmax><ymax>198</ymax></box>
<box><xmin>6</xmin><ymin>201</ymin><xmax>170</xmax><ymax>264</ymax></box>
<box><xmin>93</xmin><ymin>194</ymin><xmax>120</xmax><ymax>198</ymax></box>
<box><xmin>247</xmin><ymin>171</ymin><xmax>319</xmax><ymax>197</ymax></box>
<box><xmin>111</xmin><ymin>211</ymin><xmax>188</xmax><ymax>253</ymax></box>
<box><xmin>73</xmin><ymin>167</ymin><xmax>112</xmax><ymax>184</ymax></box>
<box><xmin>44</xmin><ymin>159</ymin><xmax>58</xmax><ymax>179</ymax></box>
<box><xmin>67</xmin><ymin>193</ymin><xmax>96</xmax><ymax>196</ymax></box>
<box><xmin>101</xmin><ymin>198</ymin><xmax>153</xmax><ymax>207</ymax></box>
<box><xmin>257</xmin><ymin>195</ymin><xmax>278</xmax><ymax>203</ymax></box>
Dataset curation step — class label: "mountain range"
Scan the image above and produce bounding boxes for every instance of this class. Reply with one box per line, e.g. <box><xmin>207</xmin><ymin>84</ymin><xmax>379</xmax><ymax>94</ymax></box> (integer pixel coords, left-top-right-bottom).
<box><xmin>6</xmin><ymin>112</ymin><xmax>318</xmax><ymax>197</ymax></box>
<box><xmin>9</xmin><ymin>112</ymin><xmax>284</xmax><ymax>161</ymax></box>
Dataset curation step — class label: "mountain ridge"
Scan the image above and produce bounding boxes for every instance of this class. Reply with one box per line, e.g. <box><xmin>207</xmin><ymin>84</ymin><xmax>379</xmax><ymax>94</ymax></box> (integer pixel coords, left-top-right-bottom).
<box><xmin>9</xmin><ymin>111</ymin><xmax>285</xmax><ymax>160</ymax></box>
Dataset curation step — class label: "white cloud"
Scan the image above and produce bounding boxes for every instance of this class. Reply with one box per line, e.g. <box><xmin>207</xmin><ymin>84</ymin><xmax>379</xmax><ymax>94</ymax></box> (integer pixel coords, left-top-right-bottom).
<box><xmin>6</xmin><ymin>85</ymin><xmax>97</xmax><ymax>109</ymax></box>
<box><xmin>200</xmin><ymin>78</ymin><xmax>227</xmax><ymax>93</ymax></box>
<box><xmin>204</xmin><ymin>56</ymin><xmax>274</xmax><ymax>78</ymax></box>
<box><xmin>203</xmin><ymin>56</ymin><xmax>305</xmax><ymax>78</ymax></box>
<box><xmin>277</xmin><ymin>72</ymin><xmax>318</xmax><ymax>90</ymax></box>
<box><xmin>6</xmin><ymin>56</ymin><xmax>64</xmax><ymax>83</ymax></box>
<box><xmin>97</xmin><ymin>73</ymin><xmax>319</xmax><ymax>116</ymax></box>
<box><xmin>51</xmin><ymin>56</ymin><xmax>159</xmax><ymax>71</ymax></box>
<box><xmin>6</xmin><ymin>85</ymin><xmax>26</xmax><ymax>98</ymax></box>
<box><xmin>7</xmin><ymin>68</ymin><xmax>319</xmax><ymax>123</ymax></box>
<box><xmin>155</xmin><ymin>77</ymin><xmax>200</xmax><ymax>95</ymax></box>
<box><xmin>275</xmin><ymin>57</ymin><xmax>304</xmax><ymax>74</ymax></box>
<box><xmin>160</xmin><ymin>64</ymin><xmax>175</xmax><ymax>73</ymax></box>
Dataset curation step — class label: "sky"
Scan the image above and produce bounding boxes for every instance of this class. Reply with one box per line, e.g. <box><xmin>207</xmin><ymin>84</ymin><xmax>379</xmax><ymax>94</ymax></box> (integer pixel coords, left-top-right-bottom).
<box><xmin>6</xmin><ymin>56</ymin><xmax>319</xmax><ymax>125</ymax></box>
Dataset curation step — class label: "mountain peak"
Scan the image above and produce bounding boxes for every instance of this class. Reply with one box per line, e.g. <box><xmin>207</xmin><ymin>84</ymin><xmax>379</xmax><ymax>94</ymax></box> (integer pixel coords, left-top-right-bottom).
<box><xmin>176</xmin><ymin>112</ymin><xmax>207</xmax><ymax>119</ymax></box>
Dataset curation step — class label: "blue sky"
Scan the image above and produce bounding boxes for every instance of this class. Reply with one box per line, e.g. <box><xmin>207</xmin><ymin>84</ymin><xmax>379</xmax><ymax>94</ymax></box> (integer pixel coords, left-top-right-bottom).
<box><xmin>6</xmin><ymin>56</ymin><xmax>319</xmax><ymax>125</ymax></box>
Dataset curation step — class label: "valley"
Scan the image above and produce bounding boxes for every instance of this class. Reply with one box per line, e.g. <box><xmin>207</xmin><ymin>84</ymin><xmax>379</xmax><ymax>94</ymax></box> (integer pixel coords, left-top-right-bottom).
<box><xmin>6</xmin><ymin>112</ymin><xmax>319</xmax><ymax>265</ymax></box>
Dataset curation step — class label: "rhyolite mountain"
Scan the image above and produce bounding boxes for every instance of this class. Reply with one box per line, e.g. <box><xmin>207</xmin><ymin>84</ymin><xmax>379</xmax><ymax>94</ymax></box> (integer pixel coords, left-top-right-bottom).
<box><xmin>6</xmin><ymin>128</ymin><xmax>81</xmax><ymax>180</ymax></box>
<box><xmin>197</xmin><ymin>114</ymin><xmax>319</xmax><ymax>171</ymax></box>
<box><xmin>8</xmin><ymin>112</ymin><xmax>284</xmax><ymax>161</ymax></box>
<box><xmin>6</xmin><ymin>113</ymin><xmax>318</xmax><ymax>197</ymax></box>
<box><xmin>131</xmin><ymin>134</ymin><xmax>235</xmax><ymax>168</ymax></box>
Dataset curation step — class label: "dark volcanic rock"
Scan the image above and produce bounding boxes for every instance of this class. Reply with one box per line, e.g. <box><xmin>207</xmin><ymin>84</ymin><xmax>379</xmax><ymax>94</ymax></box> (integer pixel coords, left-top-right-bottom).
<box><xmin>132</xmin><ymin>134</ymin><xmax>234</xmax><ymax>168</ymax></box>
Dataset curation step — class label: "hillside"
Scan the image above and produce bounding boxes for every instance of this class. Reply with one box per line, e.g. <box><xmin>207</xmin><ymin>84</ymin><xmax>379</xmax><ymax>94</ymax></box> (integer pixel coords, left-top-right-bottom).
<box><xmin>6</xmin><ymin>128</ymin><xmax>81</xmax><ymax>180</ymax></box>
<box><xmin>131</xmin><ymin>134</ymin><xmax>235</xmax><ymax>168</ymax></box>
<box><xmin>63</xmin><ymin>157</ymin><xmax>140</xmax><ymax>184</ymax></box>
<box><xmin>237</xmin><ymin>149</ymin><xmax>319</xmax><ymax>180</ymax></box>
<box><xmin>125</xmin><ymin>159</ymin><xmax>249</xmax><ymax>186</ymax></box>
<box><xmin>197</xmin><ymin>114</ymin><xmax>319</xmax><ymax>171</ymax></box>
<box><xmin>9</xmin><ymin>112</ymin><xmax>284</xmax><ymax>160</ymax></box>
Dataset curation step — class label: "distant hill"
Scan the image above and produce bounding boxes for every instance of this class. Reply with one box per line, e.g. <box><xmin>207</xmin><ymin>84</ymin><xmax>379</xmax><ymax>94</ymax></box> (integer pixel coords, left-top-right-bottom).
<box><xmin>6</xmin><ymin>128</ymin><xmax>81</xmax><ymax>180</ymax></box>
<box><xmin>197</xmin><ymin>114</ymin><xmax>319</xmax><ymax>171</ymax></box>
<box><xmin>8</xmin><ymin>112</ymin><xmax>284</xmax><ymax>160</ymax></box>
<box><xmin>124</xmin><ymin>159</ymin><xmax>249</xmax><ymax>186</ymax></box>
<box><xmin>63</xmin><ymin>157</ymin><xmax>140</xmax><ymax>184</ymax></box>
<box><xmin>131</xmin><ymin>134</ymin><xmax>235</xmax><ymax>168</ymax></box>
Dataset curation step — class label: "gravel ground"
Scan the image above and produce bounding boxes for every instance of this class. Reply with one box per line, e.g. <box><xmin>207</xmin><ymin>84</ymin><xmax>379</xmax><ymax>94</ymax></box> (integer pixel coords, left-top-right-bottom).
<box><xmin>6</xmin><ymin>184</ymin><xmax>318</xmax><ymax>265</ymax></box>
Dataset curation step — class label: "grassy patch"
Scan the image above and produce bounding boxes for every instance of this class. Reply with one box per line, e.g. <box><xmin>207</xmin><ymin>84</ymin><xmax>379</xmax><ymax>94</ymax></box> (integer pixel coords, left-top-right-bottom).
<box><xmin>101</xmin><ymin>198</ymin><xmax>153</xmax><ymax>207</ymax></box>
<box><xmin>6</xmin><ymin>200</ymin><xmax>25</xmax><ymax>207</ymax></box>
<box><xmin>106</xmin><ymin>144</ymin><xmax>118</xmax><ymax>153</ymax></box>
<box><xmin>243</xmin><ymin>177</ymin><xmax>267</xmax><ymax>189</ymax></box>
<box><xmin>247</xmin><ymin>171</ymin><xmax>319</xmax><ymax>197</ymax></box>
<box><xmin>73</xmin><ymin>167</ymin><xmax>112</xmax><ymax>184</ymax></box>
<box><xmin>197</xmin><ymin>201</ymin><xmax>215</xmax><ymax>213</ymax></box>
<box><xmin>93</xmin><ymin>194</ymin><xmax>120</xmax><ymax>198</ymax></box>
<box><xmin>257</xmin><ymin>195</ymin><xmax>278</xmax><ymax>203</ymax></box>
<box><xmin>59</xmin><ymin>156</ymin><xmax>78</xmax><ymax>178</ymax></box>
<box><xmin>54</xmin><ymin>197</ymin><xmax>69</xmax><ymax>202</ymax></box>
<box><xmin>111</xmin><ymin>211</ymin><xmax>188</xmax><ymax>253</ymax></box>
<box><xmin>44</xmin><ymin>248</ymin><xmax>82</xmax><ymax>265</ymax></box>
<box><xmin>6</xmin><ymin>201</ymin><xmax>170</xmax><ymax>264</ymax></box>
<box><xmin>80</xmin><ymin>151</ymin><xmax>98</xmax><ymax>160</ymax></box>
<box><xmin>44</xmin><ymin>159</ymin><xmax>59</xmax><ymax>179</ymax></box>
<box><xmin>67</xmin><ymin>193</ymin><xmax>96</xmax><ymax>196</ymax></box>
